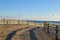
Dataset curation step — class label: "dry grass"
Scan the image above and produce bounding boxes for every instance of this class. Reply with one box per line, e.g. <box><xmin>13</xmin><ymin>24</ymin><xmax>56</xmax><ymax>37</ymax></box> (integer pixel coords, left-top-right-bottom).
<box><xmin>0</xmin><ymin>24</ymin><xmax>30</xmax><ymax>40</ymax></box>
<box><xmin>0</xmin><ymin>20</ymin><xmax>56</xmax><ymax>40</ymax></box>
<box><xmin>0</xmin><ymin>24</ymin><xmax>55</xmax><ymax>40</ymax></box>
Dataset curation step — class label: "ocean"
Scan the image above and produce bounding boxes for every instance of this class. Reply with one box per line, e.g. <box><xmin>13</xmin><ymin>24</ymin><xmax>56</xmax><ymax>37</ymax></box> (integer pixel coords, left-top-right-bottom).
<box><xmin>28</xmin><ymin>20</ymin><xmax>60</xmax><ymax>25</ymax></box>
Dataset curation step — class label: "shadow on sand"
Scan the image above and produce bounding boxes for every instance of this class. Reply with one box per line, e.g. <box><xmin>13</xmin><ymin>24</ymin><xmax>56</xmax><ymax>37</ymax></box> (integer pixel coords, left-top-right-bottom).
<box><xmin>5</xmin><ymin>29</ymin><xmax>20</xmax><ymax>40</ymax></box>
<box><xmin>5</xmin><ymin>27</ymin><xmax>30</xmax><ymax>40</ymax></box>
<box><xmin>29</xmin><ymin>27</ymin><xmax>40</xmax><ymax>40</ymax></box>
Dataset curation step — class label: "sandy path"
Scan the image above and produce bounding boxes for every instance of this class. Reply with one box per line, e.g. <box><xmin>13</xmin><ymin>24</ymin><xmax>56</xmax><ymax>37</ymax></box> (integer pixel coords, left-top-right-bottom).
<box><xmin>0</xmin><ymin>25</ymin><xmax>55</xmax><ymax>40</ymax></box>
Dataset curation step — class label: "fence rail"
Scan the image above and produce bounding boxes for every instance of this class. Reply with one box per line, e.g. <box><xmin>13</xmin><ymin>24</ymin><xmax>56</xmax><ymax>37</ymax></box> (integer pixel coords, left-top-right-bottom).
<box><xmin>0</xmin><ymin>20</ymin><xmax>60</xmax><ymax>40</ymax></box>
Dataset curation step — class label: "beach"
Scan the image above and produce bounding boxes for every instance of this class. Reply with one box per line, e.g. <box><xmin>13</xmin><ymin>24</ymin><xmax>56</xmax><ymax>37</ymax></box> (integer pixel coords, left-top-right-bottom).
<box><xmin>0</xmin><ymin>20</ymin><xmax>60</xmax><ymax>40</ymax></box>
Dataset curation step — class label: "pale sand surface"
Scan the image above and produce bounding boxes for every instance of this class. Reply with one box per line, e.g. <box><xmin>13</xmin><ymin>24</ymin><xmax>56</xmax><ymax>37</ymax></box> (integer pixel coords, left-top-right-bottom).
<box><xmin>0</xmin><ymin>24</ymin><xmax>55</xmax><ymax>40</ymax></box>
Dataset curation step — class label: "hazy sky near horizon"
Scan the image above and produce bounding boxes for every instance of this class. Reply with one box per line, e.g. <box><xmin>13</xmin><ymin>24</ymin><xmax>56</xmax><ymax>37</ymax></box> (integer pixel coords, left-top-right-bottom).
<box><xmin>0</xmin><ymin>0</ymin><xmax>60</xmax><ymax>21</ymax></box>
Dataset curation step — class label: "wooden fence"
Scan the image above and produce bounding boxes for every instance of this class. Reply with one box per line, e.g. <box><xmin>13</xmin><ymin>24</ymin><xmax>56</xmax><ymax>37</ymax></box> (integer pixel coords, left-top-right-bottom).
<box><xmin>44</xmin><ymin>21</ymin><xmax>60</xmax><ymax>40</ymax></box>
<box><xmin>0</xmin><ymin>20</ymin><xmax>43</xmax><ymax>27</ymax></box>
<box><xmin>0</xmin><ymin>20</ymin><xmax>60</xmax><ymax>40</ymax></box>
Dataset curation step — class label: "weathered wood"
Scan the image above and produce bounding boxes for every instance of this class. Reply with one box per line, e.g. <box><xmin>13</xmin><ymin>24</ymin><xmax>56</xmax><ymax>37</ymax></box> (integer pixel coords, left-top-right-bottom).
<box><xmin>18</xmin><ymin>20</ymin><xmax>19</xmax><ymax>24</ymax></box>
<box><xmin>6</xmin><ymin>20</ymin><xmax>8</xmax><ymax>24</ymax></box>
<box><xmin>47</xmin><ymin>23</ymin><xmax>49</xmax><ymax>33</ymax></box>
<box><xmin>44</xmin><ymin>21</ymin><xmax>46</xmax><ymax>30</ymax></box>
<box><xmin>55</xmin><ymin>25</ymin><xmax>58</xmax><ymax>40</ymax></box>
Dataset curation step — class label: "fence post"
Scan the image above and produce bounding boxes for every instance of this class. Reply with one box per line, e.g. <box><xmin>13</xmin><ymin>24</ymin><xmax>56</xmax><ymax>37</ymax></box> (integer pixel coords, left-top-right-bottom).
<box><xmin>34</xmin><ymin>22</ymin><xmax>36</xmax><ymax>27</ymax></box>
<box><xmin>18</xmin><ymin>20</ymin><xmax>19</xmax><ymax>24</ymax></box>
<box><xmin>55</xmin><ymin>25</ymin><xmax>58</xmax><ymax>40</ymax></box>
<box><xmin>44</xmin><ymin>21</ymin><xmax>45</xmax><ymax>30</ymax></box>
<box><xmin>22</xmin><ymin>20</ymin><xmax>23</xmax><ymax>25</ymax></box>
<box><xmin>3</xmin><ymin>19</ymin><xmax>5</xmax><ymax>24</ymax></box>
<box><xmin>44</xmin><ymin>21</ymin><xmax>47</xmax><ymax>30</ymax></box>
<box><xmin>7</xmin><ymin>20</ymin><xmax>8</xmax><ymax>24</ymax></box>
<box><xmin>47</xmin><ymin>23</ymin><xmax>49</xmax><ymax>33</ymax></box>
<box><xmin>27</xmin><ymin>21</ymin><xmax>28</xmax><ymax>25</ymax></box>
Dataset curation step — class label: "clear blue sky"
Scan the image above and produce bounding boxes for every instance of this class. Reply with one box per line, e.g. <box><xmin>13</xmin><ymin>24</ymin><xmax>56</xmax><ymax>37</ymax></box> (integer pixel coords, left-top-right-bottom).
<box><xmin>0</xmin><ymin>0</ymin><xmax>60</xmax><ymax>20</ymax></box>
